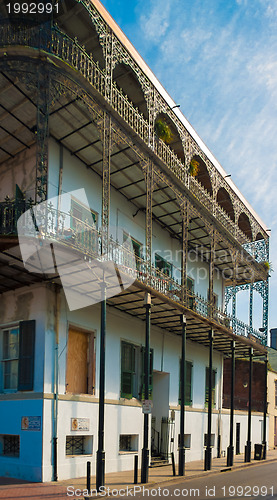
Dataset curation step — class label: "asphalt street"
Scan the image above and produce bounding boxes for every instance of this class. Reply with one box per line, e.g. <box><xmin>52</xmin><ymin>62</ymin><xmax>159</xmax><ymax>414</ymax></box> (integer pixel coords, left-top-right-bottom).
<box><xmin>121</xmin><ymin>462</ymin><xmax>277</xmax><ymax>500</ymax></box>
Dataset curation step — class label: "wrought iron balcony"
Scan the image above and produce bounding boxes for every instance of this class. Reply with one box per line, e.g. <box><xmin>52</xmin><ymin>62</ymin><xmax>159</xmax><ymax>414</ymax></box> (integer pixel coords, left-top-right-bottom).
<box><xmin>0</xmin><ymin>22</ymin><xmax>264</xmax><ymax>256</ymax></box>
<box><xmin>0</xmin><ymin>198</ymin><xmax>265</xmax><ymax>345</ymax></box>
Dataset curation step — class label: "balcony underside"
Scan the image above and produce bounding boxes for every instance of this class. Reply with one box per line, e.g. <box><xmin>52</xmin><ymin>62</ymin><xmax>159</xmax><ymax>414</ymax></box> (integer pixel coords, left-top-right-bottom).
<box><xmin>0</xmin><ymin>238</ymin><xmax>266</xmax><ymax>359</ymax></box>
<box><xmin>0</xmin><ymin>64</ymin><xmax>267</xmax><ymax>285</ymax></box>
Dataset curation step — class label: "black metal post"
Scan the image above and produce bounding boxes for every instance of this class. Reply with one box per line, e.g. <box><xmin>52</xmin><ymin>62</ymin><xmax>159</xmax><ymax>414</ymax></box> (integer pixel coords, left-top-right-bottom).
<box><xmin>87</xmin><ymin>461</ymin><xmax>91</xmax><ymax>490</ymax></box>
<box><xmin>227</xmin><ymin>341</ymin><xmax>235</xmax><ymax>466</ymax></box>
<box><xmin>204</xmin><ymin>329</ymin><xmax>213</xmax><ymax>471</ymax></box>
<box><xmin>141</xmin><ymin>293</ymin><xmax>151</xmax><ymax>484</ymax></box>
<box><xmin>179</xmin><ymin>314</ymin><xmax>186</xmax><ymax>476</ymax></box>
<box><xmin>134</xmin><ymin>455</ymin><xmax>138</xmax><ymax>484</ymax></box>
<box><xmin>171</xmin><ymin>452</ymin><xmax>176</xmax><ymax>476</ymax></box>
<box><xmin>244</xmin><ymin>347</ymin><xmax>253</xmax><ymax>463</ymax></box>
<box><xmin>96</xmin><ymin>290</ymin><xmax>106</xmax><ymax>491</ymax></box>
<box><xmin>262</xmin><ymin>355</ymin><xmax>268</xmax><ymax>459</ymax></box>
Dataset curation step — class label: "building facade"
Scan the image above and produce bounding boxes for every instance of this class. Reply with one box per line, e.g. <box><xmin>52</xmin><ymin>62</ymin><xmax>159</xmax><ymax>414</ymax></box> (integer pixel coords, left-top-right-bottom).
<box><xmin>0</xmin><ymin>0</ymin><xmax>270</xmax><ymax>482</ymax></box>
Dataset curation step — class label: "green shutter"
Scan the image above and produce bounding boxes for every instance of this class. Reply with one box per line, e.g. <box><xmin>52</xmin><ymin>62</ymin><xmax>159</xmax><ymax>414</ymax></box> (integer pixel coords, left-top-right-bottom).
<box><xmin>141</xmin><ymin>347</ymin><xmax>153</xmax><ymax>400</ymax></box>
<box><xmin>121</xmin><ymin>342</ymin><xmax>135</xmax><ymax>399</ymax></box>
<box><xmin>185</xmin><ymin>361</ymin><xmax>192</xmax><ymax>405</ymax></box>
<box><xmin>205</xmin><ymin>367</ymin><xmax>216</xmax><ymax>408</ymax></box>
<box><xmin>18</xmin><ymin>320</ymin><xmax>36</xmax><ymax>391</ymax></box>
<box><xmin>179</xmin><ymin>360</ymin><xmax>192</xmax><ymax>405</ymax></box>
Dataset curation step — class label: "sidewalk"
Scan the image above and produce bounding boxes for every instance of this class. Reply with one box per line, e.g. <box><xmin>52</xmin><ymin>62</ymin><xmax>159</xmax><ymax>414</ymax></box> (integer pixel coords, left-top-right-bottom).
<box><xmin>62</xmin><ymin>449</ymin><xmax>277</xmax><ymax>495</ymax></box>
<box><xmin>1</xmin><ymin>449</ymin><xmax>277</xmax><ymax>499</ymax></box>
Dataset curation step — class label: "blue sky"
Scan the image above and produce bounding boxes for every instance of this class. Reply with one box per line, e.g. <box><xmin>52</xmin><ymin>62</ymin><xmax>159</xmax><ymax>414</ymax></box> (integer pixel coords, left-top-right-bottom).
<box><xmin>101</xmin><ymin>0</ymin><xmax>277</xmax><ymax>334</ymax></box>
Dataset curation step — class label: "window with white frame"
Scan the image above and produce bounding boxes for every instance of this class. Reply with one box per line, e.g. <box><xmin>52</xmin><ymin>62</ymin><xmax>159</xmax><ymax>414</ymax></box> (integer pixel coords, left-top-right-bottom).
<box><xmin>1</xmin><ymin>321</ymin><xmax>36</xmax><ymax>392</ymax></box>
<box><xmin>2</xmin><ymin>327</ymin><xmax>19</xmax><ymax>390</ymax></box>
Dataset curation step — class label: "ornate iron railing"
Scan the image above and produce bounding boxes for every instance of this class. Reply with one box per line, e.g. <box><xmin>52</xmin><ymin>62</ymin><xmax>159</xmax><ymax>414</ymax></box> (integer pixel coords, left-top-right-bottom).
<box><xmin>0</xmin><ymin>22</ymin><xmax>263</xmax><ymax>258</ymax></box>
<box><xmin>0</xmin><ymin>198</ymin><xmax>265</xmax><ymax>344</ymax></box>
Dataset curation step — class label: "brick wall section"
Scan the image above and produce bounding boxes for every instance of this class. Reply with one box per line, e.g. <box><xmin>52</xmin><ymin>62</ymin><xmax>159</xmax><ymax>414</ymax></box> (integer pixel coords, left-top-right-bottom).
<box><xmin>223</xmin><ymin>359</ymin><xmax>265</xmax><ymax>411</ymax></box>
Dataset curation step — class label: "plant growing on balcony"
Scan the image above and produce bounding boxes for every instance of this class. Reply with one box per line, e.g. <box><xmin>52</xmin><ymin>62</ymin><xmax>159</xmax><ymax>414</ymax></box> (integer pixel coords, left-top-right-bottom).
<box><xmin>189</xmin><ymin>159</ymin><xmax>200</xmax><ymax>176</ymax></box>
<box><xmin>154</xmin><ymin>118</ymin><xmax>173</xmax><ymax>144</ymax></box>
<box><xmin>262</xmin><ymin>261</ymin><xmax>273</xmax><ymax>273</ymax></box>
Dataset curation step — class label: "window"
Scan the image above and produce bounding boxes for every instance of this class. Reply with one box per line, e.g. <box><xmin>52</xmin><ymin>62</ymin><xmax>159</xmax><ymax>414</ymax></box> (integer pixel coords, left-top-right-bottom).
<box><xmin>179</xmin><ymin>360</ymin><xmax>193</xmax><ymax>405</ymax></box>
<box><xmin>187</xmin><ymin>277</ymin><xmax>195</xmax><ymax>310</ymax></box>
<box><xmin>3</xmin><ymin>328</ymin><xmax>19</xmax><ymax>390</ymax></box>
<box><xmin>70</xmin><ymin>198</ymin><xmax>97</xmax><ymax>254</ymax></box>
<box><xmin>119</xmin><ymin>434</ymin><xmax>138</xmax><ymax>452</ymax></box>
<box><xmin>1</xmin><ymin>321</ymin><xmax>35</xmax><ymax>392</ymax></box>
<box><xmin>155</xmin><ymin>254</ymin><xmax>172</xmax><ymax>277</ymax></box>
<box><xmin>205</xmin><ymin>368</ymin><xmax>216</xmax><ymax>408</ymax></box>
<box><xmin>66</xmin><ymin>327</ymin><xmax>95</xmax><ymax>395</ymax></box>
<box><xmin>123</xmin><ymin>233</ymin><xmax>142</xmax><ymax>270</ymax></box>
<box><xmin>66</xmin><ymin>435</ymin><xmax>93</xmax><ymax>456</ymax></box>
<box><xmin>275</xmin><ymin>380</ymin><xmax>277</xmax><ymax>408</ymax></box>
<box><xmin>0</xmin><ymin>435</ymin><xmax>20</xmax><ymax>457</ymax></box>
<box><xmin>71</xmin><ymin>199</ymin><xmax>96</xmax><ymax>227</ymax></box>
<box><xmin>120</xmin><ymin>341</ymin><xmax>153</xmax><ymax>400</ymax></box>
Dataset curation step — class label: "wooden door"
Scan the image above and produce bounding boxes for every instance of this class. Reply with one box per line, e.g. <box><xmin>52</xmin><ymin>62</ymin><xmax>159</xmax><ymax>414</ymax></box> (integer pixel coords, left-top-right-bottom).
<box><xmin>66</xmin><ymin>328</ymin><xmax>90</xmax><ymax>394</ymax></box>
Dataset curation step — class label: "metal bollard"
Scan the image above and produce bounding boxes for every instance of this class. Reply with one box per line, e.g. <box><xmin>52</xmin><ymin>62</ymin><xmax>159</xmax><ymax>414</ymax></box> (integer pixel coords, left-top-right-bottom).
<box><xmin>171</xmin><ymin>452</ymin><xmax>176</xmax><ymax>476</ymax></box>
<box><xmin>134</xmin><ymin>455</ymin><xmax>138</xmax><ymax>484</ymax></box>
<box><xmin>87</xmin><ymin>461</ymin><xmax>91</xmax><ymax>490</ymax></box>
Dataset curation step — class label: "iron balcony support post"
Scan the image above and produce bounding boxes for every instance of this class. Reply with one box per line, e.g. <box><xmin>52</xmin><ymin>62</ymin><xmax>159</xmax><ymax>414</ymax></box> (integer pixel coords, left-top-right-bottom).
<box><xmin>227</xmin><ymin>340</ymin><xmax>235</xmax><ymax>466</ymax></box>
<box><xmin>179</xmin><ymin>314</ymin><xmax>186</xmax><ymax>476</ymax></box>
<box><xmin>249</xmin><ymin>284</ymin><xmax>253</xmax><ymax>333</ymax></box>
<box><xmin>208</xmin><ymin>231</ymin><xmax>215</xmax><ymax>319</ymax></box>
<box><xmin>96</xmin><ymin>111</ymin><xmax>111</xmax><ymax>491</ymax></box>
<box><xmin>204</xmin><ymin>329</ymin><xmax>213</xmax><ymax>471</ymax></box>
<box><xmin>96</xmin><ymin>285</ymin><xmax>106</xmax><ymax>491</ymax></box>
<box><xmin>141</xmin><ymin>293</ymin><xmax>151</xmax><ymax>484</ymax></box>
<box><xmin>245</xmin><ymin>347</ymin><xmax>253</xmax><ymax>462</ymax></box>
<box><xmin>145</xmin><ymin>161</ymin><xmax>153</xmax><ymax>285</ymax></box>
<box><xmin>262</xmin><ymin>355</ymin><xmax>268</xmax><ymax>459</ymax></box>
<box><xmin>181</xmin><ymin>202</ymin><xmax>189</xmax><ymax>305</ymax></box>
<box><xmin>36</xmin><ymin>66</ymin><xmax>50</xmax><ymax>204</ymax></box>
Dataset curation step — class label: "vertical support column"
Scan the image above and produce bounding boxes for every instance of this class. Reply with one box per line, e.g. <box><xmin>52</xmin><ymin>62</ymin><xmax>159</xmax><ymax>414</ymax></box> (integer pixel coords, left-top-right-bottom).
<box><xmin>145</xmin><ymin>162</ymin><xmax>153</xmax><ymax>284</ymax></box>
<box><xmin>227</xmin><ymin>341</ymin><xmax>235</xmax><ymax>466</ymax></box>
<box><xmin>36</xmin><ymin>66</ymin><xmax>50</xmax><ymax>204</ymax></box>
<box><xmin>104</xmin><ymin>28</ymin><xmax>113</xmax><ymax>104</ymax></box>
<box><xmin>208</xmin><ymin>231</ymin><xmax>215</xmax><ymax>319</ymax></box>
<box><xmin>179</xmin><ymin>315</ymin><xmax>186</xmax><ymax>476</ymax></box>
<box><xmin>262</xmin><ymin>355</ymin><xmax>268</xmax><ymax>459</ymax></box>
<box><xmin>101</xmin><ymin>113</ymin><xmax>112</xmax><ymax>255</ymax></box>
<box><xmin>249</xmin><ymin>284</ymin><xmax>253</xmax><ymax>333</ymax></box>
<box><xmin>244</xmin><ymin>347</ymin><xmax>253</xmax><ymax>462</ymax></box>
<box><xmin>96</xmin><ymin>284</ymin><xmax>106</xmax><ymax>490</ymax></box>
<box><xmin>181</xmin><ymin>202</ymin><xmax>189</xmax><ymax>305</ymax></box>
<box><xmin>262</xmin><ymin>278</ymin><xmax>269</xmax><ymax>343</ymax></box>
<box><xmin>96</xmin><ymin>112</ymin><xmax>111</xmax><ymax>491</ymax></box>
<box><xmin>204</xmin><ymin>329</ymin><xmax>214</xmax><ymax>471</ymax></box>
<box><xmin>141</xmin><ymin>293</ymin><xmax>151</xmax><ymax>484</ymax></box>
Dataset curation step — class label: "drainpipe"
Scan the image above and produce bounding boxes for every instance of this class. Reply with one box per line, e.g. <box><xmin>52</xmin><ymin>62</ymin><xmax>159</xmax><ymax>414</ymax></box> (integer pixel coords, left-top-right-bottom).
<box><xmin>53</xmin><ymin>284</ymin><xmax>60</xmax><ymax>481</ymax></box>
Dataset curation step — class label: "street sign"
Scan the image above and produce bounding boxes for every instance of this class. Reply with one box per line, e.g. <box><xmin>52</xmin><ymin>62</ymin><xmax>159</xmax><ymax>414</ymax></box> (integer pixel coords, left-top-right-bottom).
<box><xmin>142</xmin><ymin>400</ymin><xmax>152</xmax><ymax>414</ymax></box>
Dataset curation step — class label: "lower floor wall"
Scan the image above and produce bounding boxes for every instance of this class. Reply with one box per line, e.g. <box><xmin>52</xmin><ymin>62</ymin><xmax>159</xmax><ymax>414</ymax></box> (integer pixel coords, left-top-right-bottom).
<box><xmin>0</xmin><ymin>397</ymin><xmax>268</xmax><ymax>482</ymax></box>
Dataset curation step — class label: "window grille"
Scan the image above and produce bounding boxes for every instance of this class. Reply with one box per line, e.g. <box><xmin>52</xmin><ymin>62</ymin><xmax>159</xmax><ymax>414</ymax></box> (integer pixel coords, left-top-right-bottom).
<box><xmin>1</xmin><ymin>435</ymin><xmax>20</xmax><ymax>457</ymax></box>
<box><xmin>66</xmin><ymin>436</ymin><xmax>85</xmax><ymax>455</ymax></box>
